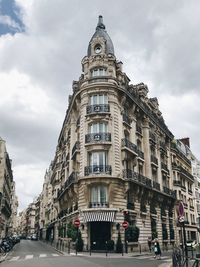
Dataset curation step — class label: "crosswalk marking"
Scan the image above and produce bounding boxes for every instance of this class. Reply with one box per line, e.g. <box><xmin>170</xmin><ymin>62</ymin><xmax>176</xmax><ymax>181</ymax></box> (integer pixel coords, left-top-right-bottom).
<box><xmin>39</xmin><ymin>254</ymin><xmax>47</xmax><ymax>258</ymax></box>
<box><xmin>9</xmin><ymin>256</ymin><xmax>20</xmax><ymax>261</ymax></box>
<box><xmin>25</xmin><ymin>255</ymin><xmax>33</xmax><ymax>259</ymax></box>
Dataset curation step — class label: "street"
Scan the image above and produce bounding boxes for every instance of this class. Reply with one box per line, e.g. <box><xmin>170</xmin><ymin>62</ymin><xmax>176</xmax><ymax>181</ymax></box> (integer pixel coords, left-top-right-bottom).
<box><xmin>0</xmin><ymin>240</ymin><xmax>173</xmax><ymax>267</ymax></box>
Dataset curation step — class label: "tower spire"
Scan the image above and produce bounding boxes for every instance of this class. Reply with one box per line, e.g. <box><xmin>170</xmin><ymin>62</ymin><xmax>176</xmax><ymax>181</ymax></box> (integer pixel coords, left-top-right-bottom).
<box><xmin>96</xmin><ymin>15</ymin><xmax>105</xmax><ymax>30</ymax></box>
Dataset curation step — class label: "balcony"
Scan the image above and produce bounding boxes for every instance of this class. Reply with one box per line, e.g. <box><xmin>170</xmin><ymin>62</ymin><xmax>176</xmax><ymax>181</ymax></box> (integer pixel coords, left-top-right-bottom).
<box><xmin>153</xmin><ymin>181</ymin><xmax>161</xmax><ymax>191</ymax></box>
<box><xmin>173</xmin><ymin>180</ymin><xmax>181</xmax><ymax>186</ymax></box>
<box><xmin>161</xmin><ymin>162</ymin><xmax>169</xmax><ymax>173</ymax></box>
<box><xmin>86</xmin><ymin>104</ymin><xmax>110</xmax><ymax>115</ymax></box>
<box><xmin>188</xmin><ymin>189</ymin><xmax>193</xmax><ymax>194</ymax></box>
<box><xmin>123</xmin><ymin>169</ymin><xmax>152</xmax><ymax>189</ymax></box>
<box><xmin>121</xmin><ymin>138</ymin><xmax>138</xmax><ymax>155</ymax></box>
<box><xmin>136</xmin><ymin>125</ymin><xmax>142</xmax><ymax>135</ymax></box>
<box><xmin>160</xmin><ymin>141</ymin><xmax>167</xmax><ymax>152</ymax></box>
<box><xmin>71</xmin><ymin>141</ymin><xmax>80</xmax><ymax>159</ymax></box>
<box><xmin>149</xmin><ymin>132</ymin><xmax>156</xmax><ymax>143</ymax></box>
<box><xmin>89</xmin><ymin>202</ymin><xmax>108</xmax><ymax>208</ymax></box>
<box><xmin>137</xmin><ymin>150</ymin><xmax>144</xmax><ymax>160</ymax></box>
<box><xmin>84</xmin><ymin>165</ymin><xmax>112</xmax><ymax>176</ymax></box>
<box><xmin>179</xmin><ymin>166</ymin><xmax>194</xmax><ymax>181</ymax></box>
<box><xmin>85</xmin><ymin>133</ymin><xmax>111</xmax><ymax>143</ymax></box>
<box><xmin>57</xmin><ymin>172</ymin><xmax>78</xmax><ymax>199</ymax></box>
<box><xmin>151</xmin><ymin>155</ymin><xmax>158</xmax><ymax>166</ymax></box>
<box><xmin>163</xmin><ymin>186</ymin><xmax>176</xmax><ymax>198</ymax></box>
<box><xmin>122</xmin><ymin>114</ymin><xmax>131</xmax><ymax>126</ymax></box>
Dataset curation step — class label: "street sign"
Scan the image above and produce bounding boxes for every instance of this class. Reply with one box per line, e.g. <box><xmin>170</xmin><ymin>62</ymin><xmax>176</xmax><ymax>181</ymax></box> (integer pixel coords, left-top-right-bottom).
<box><xmin>74</xmin><ymin>218</ymin><xmax>80</xmax><ymax>227</ymax></box>
<box><xmin>122</xmin><ymin>221</ymin><xmax>129</xmax><ymax>229</ymax></box>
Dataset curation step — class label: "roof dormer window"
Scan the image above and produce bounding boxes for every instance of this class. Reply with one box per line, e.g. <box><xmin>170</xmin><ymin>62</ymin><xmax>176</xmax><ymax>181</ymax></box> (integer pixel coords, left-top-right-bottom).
<box><xmin>91</xmin><ymin>68</ymin><xmax>107</xmax><ymax>77</ymax></box>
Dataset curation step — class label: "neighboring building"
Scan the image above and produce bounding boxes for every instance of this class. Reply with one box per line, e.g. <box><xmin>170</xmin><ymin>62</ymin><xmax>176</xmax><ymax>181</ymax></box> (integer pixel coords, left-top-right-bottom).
<box><xmin>171</xmin><ymin>138</ymin><xmax>197</xmax><ymax>242</ymax></box>
<box><xmin>49</xmin><ymin>16</ymin><xmax>178</xmax><ymax>251</ymax></box>
<box><xmin>26</xmin><ymin>202</ymin><xmax>36</xmax><ymax>236</ymax></box>
<box><xmin>9</xmin><ymin>181</ymin><xmax>19</xmax><ymax>235</ymax></box>
<box><xmin>0</xmin><ymin>137</ymin><xmax>17</xmax><ymax>237</ymax></box>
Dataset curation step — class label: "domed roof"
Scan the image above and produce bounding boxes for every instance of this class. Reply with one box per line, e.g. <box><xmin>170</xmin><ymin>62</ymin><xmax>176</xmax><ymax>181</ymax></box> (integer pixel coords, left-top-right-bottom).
<box><xmin>87</xmin><ymin>16</ymin><xmax>114</xmax><ymax>56</ymax></box>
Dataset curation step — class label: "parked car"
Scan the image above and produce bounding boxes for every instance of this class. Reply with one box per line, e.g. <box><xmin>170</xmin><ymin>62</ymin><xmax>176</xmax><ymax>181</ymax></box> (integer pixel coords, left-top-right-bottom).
<box><xmin>31</xmin><ymin>234</ymin><xmax>38</xmax><ymax>241</ymax></box>
<box><xmin>186</xmin><ymin>240</ymin><xmax>197</xmax><ymax>250</ymax></box>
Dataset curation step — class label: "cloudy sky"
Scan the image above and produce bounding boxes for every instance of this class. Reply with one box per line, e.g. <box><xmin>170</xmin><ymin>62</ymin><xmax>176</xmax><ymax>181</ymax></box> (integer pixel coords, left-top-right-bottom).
<box><xmin>0</xmin><ymin>0</ymin><xmax>200</xmax><ymax>212</ymax></box>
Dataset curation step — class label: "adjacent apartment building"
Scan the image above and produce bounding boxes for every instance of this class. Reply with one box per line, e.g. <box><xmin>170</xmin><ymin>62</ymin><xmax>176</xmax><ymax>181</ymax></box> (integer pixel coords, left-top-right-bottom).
<box><xmin>0</xmin><ymin>137</ymin><xmax>18</xmax><ymax>237</ymax></box>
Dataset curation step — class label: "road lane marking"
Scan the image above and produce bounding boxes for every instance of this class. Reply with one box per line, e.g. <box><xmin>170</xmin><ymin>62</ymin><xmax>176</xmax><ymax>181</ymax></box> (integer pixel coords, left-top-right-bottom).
<box><xmin>9</xmin><ymin>256</ymin><xmax>20</xmax><ymax>261</ymax></box>
<box><xmin>39</xmin><ymin>254</ymin><xmax>47</xmax><ymax>258</ymax></box>
<box><xmin>52</xmin><ymin>254</ymin><xmax>59</xmax><ymax>256</ymax></box>
<box><xmin>25</xmin><ymin>255</ymin><xmax>33</xmax><ymax>259</ymax></box>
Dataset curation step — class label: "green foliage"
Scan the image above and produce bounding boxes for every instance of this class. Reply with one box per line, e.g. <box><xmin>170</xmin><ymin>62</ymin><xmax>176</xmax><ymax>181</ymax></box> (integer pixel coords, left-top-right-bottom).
<box><xmin>76</xmin><ymin>230</ymin><xmax>84</xmax><ymax>252</ymax></box>
<box><xmin>107</xmin><ymin>240</ymin><xmax>114</xmax><ymax>251</ymax></box>
<box><xmin>66</xmin><ymin>222</ymin><xmax>77</xmax><ymax>241</ymax></box>
<box><xmin>125</xmin><ymin>225</ymin><xmax>140</xmax><ymax>242</ymax></box>
<box><xmin>116</xmin><ymin>232</ymin><xmax>123</xmax><ymax>253</ymax></box>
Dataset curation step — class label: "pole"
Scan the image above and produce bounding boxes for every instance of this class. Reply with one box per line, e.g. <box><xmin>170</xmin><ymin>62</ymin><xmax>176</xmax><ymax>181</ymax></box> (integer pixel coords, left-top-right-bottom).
<box><xmin>76</xmin><ymin>228</ymin><xmax>78</xmax><ymax>255</ymax></box>
<box><xmin>182</xmin><ymin>221</ymin><xmax>188</xmax><ymax>267</ymax></box>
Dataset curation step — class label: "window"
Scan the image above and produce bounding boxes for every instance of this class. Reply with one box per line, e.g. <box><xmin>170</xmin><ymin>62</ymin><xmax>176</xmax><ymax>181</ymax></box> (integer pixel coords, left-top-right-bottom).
<box><xmin>90</xmin><ymin>94</ymin><xmax>108</xmax><ymax>105</ymax></box>
<box><xmin>91</xmin><ymin>68</ymin><xmax>106</xmax><ymax>77</ymax></box>
<box><xmin>89</xmin><ymin>151</ymin><xmax>107</xmax><ymax>167</ymax></box>
<box><xmin>91</xmin><ymin>185</ymin><xmax>107</xmax><ymax>203</ymax></box>
<box><xmin>89</xmin><ymin>122</ymin><xmax>108</xmax><ymax>133</ymax></box>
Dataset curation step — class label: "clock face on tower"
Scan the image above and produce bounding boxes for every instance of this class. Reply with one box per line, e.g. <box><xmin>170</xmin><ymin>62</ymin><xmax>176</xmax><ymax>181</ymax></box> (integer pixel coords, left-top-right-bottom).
<box><xmin>94</xmin><ymin>45</ymin><xmax>102</xmax><ymax>54</ymax></box>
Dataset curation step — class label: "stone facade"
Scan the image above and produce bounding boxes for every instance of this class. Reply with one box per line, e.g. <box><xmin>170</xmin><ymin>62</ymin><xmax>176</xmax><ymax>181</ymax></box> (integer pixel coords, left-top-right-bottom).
<box><xmin>23</xmin><ymin>16</ymin><xmax>197</xmax><ymax>252</ymax></box>
<box><xmin>0</xmin><ymin>137</ymin><xmax>17</xmax><ymax>237</ymax></box>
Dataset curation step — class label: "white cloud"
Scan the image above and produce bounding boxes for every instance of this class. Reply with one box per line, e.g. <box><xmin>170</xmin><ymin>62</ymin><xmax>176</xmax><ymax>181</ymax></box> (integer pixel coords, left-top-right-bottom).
<box><xmin>0</xmin><ymin>14</ymin><xmax>21</xmax><ymax>31</ymax></box>
<box><xmin>0</xmin><ymin>0</ymin><xmax>199</xmax><ymax>211</ymax></box>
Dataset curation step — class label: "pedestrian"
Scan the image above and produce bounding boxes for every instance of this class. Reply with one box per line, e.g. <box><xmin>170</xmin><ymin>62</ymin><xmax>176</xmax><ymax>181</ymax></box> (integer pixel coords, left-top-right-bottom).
<box><xmin>147</xmin><ymin>237</ymin><xmax>152</xmax><ymax>252</ymax></box>
<box><xmin>154</xmin><ymin>238</ymin><xmax>161</xmax><ymax>259</ymax></box>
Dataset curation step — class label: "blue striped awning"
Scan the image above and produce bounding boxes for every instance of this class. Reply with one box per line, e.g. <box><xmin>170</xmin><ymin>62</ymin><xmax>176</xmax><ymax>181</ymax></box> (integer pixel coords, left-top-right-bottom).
<box><xmin>82</xmin><ymin>210</ymin><xmax>116</xmax><ymax>222</ymax></box>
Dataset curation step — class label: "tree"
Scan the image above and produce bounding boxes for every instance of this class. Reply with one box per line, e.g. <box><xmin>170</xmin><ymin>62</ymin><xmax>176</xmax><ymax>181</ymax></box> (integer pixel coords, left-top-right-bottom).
<box><xmin>66</xmin><ymin>222</ymin><xmax>77</xmax><ymax>241</ymax></box>
<box><xmin>125</xmin><ymin>225</ymin><xmax>140</xmax><ymax>242</ymax></box>
<box><xmin>116</xmin><ymin>232</ymin><xmax>123</xmax><ymax>253</ymax></box>
<box><xmin>76</xmin><ymin>230</ymin><xmax>84</xmax><ymax>252</ymax></box>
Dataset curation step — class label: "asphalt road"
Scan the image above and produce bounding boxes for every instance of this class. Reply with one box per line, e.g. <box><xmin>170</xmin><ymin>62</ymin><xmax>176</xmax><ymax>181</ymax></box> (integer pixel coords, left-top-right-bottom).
<box><xmin>1</xmin><ymin>240</ymin><xmax>172</xmax><ymax>267</ymax></box>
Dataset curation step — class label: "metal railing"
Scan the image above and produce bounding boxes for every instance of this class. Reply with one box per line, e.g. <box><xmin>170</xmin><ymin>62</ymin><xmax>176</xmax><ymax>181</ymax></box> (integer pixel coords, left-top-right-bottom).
<box><xmin>86</xmin><ymin>104</ymin><xmax>110</xmax><ymax>114</ymax></box>
<box><xmin>121</xmin><ymin>138</ymin><xmax>138</xmax><ymax>154</ymax></box>
<box><xmin>89</xmin><ymin>202</ymin><xmax>108</xmax><ymax>208</ymax></box>
<box><xmin>85</xmin><ymin>133</ymin><xmax>111</xmax><ymax>143</ymax></box>
<box><xmin>84</xmin><ymin>165</ymin><xmax>112</xmax><ymax>175</ymax></box>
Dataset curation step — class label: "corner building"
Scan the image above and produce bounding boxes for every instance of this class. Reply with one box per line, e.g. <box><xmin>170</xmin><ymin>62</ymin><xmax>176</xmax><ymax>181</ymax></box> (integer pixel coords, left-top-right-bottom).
<box><xmin>52</xmin><ymin>16</ymin><xmax>177</xmax><ymax>251</ymax></box>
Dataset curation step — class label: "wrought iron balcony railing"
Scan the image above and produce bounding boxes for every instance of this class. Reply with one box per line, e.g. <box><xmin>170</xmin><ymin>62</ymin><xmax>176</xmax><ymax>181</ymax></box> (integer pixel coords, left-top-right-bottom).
<box><xmin>58</xmin><ymin>172</ymin><xmax>78</xmax><ymax>199</ymax></box>
<box><xmin>137</xmin><ymin>149</ymin><xmax>144</xmax><ymax>159</ymax></box>
<box><xmin>122</xmin><ymin>114</ymin><xmax>131</xmax><ymax>125</ymax></box>
<box><xmin>153</xmin><ymin>180</ymin><xmax>160</xmax><ymax>191</ymax></box>
<box><xmin>151</xmin><ymin>155</ymin><xmax>158</xmax><ymax>165</ymax></box>
<box><xmin>71</xmin><ymin>141</ymin><xmax>80</xmax><ymax>158</ymax></box>
<box><xmin>136</xmin><ymin>124</ymin><xmax>142</xmax><ymax>135</ymax></box>
<box><xmin>89</xmin><ymin>202</ymin><xmax>108</xmax><ymax>208</ymax></box>
<box><xmin>161</xmin><ymin>162</ymin><xmax>169</xmax><ymax>172</ymax></box>
<box><xmin>85</xmin><ymin>133</ymin><xmax>111</xmax><ymax>143</ymax></box>
<box><xmin>149</xmin><ymin>132</ymin><xmax>156</xmax><ymax>143</ymax></box>
<box><xmin>123</xmin><ymin>169</ymin><xmax>152</xmax><ymax>189</ymax></box>
<box><xmin>121</xmin><ymin>138</ymin><xmax>138</xmax><ymax>155</ymax></box>
<box><xmin>84</xmin><ymin>165</ymin><xmax>112</xmax><ymax>176</ymax></box>
<box><xmin>86</xmin><ymin>104</ymin><xmax>110</xmax><ymax>114</ymax></box>
<box><xmin>163</xmin><ymin>186</ymin><xmax>176</xmax><ymax>198</ymax></box>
